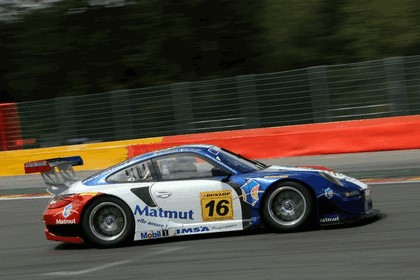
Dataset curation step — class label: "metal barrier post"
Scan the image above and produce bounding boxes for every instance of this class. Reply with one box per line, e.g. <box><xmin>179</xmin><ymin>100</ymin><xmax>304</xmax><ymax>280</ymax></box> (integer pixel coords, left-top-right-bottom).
<box><xmin>237</xmin><ymin>74</ymin><xmax>261</xmax><ymax>128</ymax></box>
<box><xmin>308</xmin><ymin>65</ymin><xmax>332</xmax><ymax>123</ymax></box>
<box><xmin>385</xmin><ymin>57</ymin><xmax>410</xmax><ymax>116</ymax></box>
<box><xmin>110</xmin><ymin>91</ymin><xmax>135</xmax><ymax>139</ymax></box>
<box><xmin>171</xmin><ymin>82</ymin><xmax>194</xmax><ymax>134</ymax></box>
<box><xmin>54</xmin><ymin>96</ymin><xmax>78</xmax><ymax>145</ymax></box>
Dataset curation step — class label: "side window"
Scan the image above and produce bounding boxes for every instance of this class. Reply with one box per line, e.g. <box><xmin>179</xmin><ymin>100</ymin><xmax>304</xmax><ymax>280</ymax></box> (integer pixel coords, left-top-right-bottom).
<box><xmin>108</xmin><ymin>161</ymin><xmax>154</xmax><ymax>183</ymax></box>
<box><xmin>154</xmin><ymin>154</ymin><xmax>221</xmax><ymax>180</ymax></box>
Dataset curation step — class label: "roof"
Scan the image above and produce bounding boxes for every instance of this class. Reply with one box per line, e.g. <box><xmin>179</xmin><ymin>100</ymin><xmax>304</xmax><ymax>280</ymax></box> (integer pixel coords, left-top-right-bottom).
<box><xmin>133</xmin><ymin>144</ymin><xmax>215</xmax><ymax>161</ymax></box>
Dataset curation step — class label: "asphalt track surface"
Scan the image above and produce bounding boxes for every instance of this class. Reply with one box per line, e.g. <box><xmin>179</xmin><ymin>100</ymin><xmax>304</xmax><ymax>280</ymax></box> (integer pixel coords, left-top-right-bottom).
<box><xmin>1</xmin><ymin>150</ymin><xmax>420</xmax><ymax>280</ymax></box>
<box><xmin>1</xmin><ymin>182</ymin><xmax>420</xmax><ymax>280</ymax></box>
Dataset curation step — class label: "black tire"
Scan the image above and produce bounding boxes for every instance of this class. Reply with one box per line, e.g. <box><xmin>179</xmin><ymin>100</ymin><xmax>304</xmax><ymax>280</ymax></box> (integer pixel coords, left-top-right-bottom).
<box><xmin>262</xmin><ymin>181</ymin><xmax>313</xmax><ymax>231</ymax></box>
<box><xmin>82</xmin><ymin>196</ymin><xmax>134</xmax><ymax>247</ymax></box>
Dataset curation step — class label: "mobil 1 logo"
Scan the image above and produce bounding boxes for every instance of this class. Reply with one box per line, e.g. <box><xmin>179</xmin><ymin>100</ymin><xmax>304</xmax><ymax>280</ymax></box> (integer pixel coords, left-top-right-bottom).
<box><xmin>140</xmin><ymin>229</ymin><xmax>169</xmax><ymax>240</ymax></box>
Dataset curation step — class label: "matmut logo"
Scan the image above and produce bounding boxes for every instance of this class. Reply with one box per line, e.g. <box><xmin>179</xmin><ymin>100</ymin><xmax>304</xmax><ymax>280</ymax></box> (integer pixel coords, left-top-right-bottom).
<box><xmin>134</xmin><ymin>205</ymin><xmax>194</xmax><ymax>220</ymax></box>
<box><xmin>56</xmin><ymin>219</ymin><xmax>76</xmax><ymax>224</ymax></box>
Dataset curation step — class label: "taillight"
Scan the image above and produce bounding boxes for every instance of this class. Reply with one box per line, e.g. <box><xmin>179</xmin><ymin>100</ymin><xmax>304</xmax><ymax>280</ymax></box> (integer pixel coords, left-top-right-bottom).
<box><xmin>48</xmin><ymin>194</ymin><xmax>78</xmax><ymax>209</ymax></box>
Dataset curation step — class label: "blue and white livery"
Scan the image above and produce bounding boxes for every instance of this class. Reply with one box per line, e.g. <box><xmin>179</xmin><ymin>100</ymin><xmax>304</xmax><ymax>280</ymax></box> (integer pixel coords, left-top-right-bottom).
<box><xmin>40</xmin><ymin>144</ymin><xmax>378</xmax><ymax>247</ymax></box>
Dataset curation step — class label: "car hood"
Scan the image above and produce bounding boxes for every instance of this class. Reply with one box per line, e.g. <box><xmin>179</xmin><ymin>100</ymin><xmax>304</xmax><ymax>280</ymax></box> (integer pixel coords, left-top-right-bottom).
<box><xmin>257</xmin><ymin>165</ymin><xmax>368</xmax><ymax>190</ymax></box>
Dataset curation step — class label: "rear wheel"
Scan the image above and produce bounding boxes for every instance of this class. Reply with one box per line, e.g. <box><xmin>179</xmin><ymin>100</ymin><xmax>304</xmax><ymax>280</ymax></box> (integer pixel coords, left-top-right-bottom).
<box><xmin>82</xmin><ymin>196</ymin><xmax>134</xmax><ymax>247</ymax></box>
<box><xmin>262</xmin><ymin>181</ymin><xmax>313</xmax><ymax>231</ymax></box>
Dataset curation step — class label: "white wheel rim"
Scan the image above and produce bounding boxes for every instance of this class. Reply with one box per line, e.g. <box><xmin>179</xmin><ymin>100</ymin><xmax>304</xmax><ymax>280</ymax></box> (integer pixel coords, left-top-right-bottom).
<box><xmin>89</xmin><ymin>202</ymin><xmax>127</xmax><ymax>241</ymax></box>
<box><xmin>267</xmin><ymin>186</ymin><xmax>307</xmax><ymax>227</ymax></box>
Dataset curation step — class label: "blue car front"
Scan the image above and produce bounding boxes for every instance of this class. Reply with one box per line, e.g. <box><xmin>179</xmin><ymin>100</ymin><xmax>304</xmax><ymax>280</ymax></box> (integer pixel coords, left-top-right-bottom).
<box><xmin>239</xmin><ymin>165</ymin><xmax>377</xmax><ymax>226</ymax></box>
<box><xmin>198</xmin><ymin>146</ymin><xmax>378</xmax><ymax>228</ymax></box>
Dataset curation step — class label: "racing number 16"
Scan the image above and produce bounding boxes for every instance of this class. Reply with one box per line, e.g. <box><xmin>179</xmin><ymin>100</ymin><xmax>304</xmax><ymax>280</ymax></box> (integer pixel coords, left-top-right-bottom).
<box><xmin>205</xmin><ymin>199</ymin><xmax>230</xmax><ymax>216</ymax></box>
<box><xmin>200</xmin><ymin>191</ymin><xmax>234</xmax><ymax>221</ymax></box>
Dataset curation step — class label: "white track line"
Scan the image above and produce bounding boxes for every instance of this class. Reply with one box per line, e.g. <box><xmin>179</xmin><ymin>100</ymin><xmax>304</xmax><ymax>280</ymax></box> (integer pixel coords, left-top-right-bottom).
<box><xmin>43</xmin><ymin>246</ymin><xmax>183</xmax><ymax>277</ymax></box>
<box><xmin>44</xmin><ymin>260</ymin><xmax>131</xmax><ymax>276</ymax></box>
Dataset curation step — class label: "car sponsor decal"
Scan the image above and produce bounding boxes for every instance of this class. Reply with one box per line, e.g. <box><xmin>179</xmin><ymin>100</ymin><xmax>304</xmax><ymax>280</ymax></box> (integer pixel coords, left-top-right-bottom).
<box><xmin>240</xmin><ymin>179</ymin><xmax>262</xmax><ymax>206</ymax></box>
<box><xmin>324</xmin><ymin>187</ymin><xmax>334</xmax><ymax>199</ymax></box>
<box><xmin>226</xmin><ymin>180</ymin><xmax>254</xmax><ymax>228</ymax></box>
<box><xmin>176</xmin><ymin>226</ymin><xmax>210</xmax><ymax>235</ymax></box>
<box><xmin>139</xmin><ymin>230</ymin><xmax>170</xmax><ymax>240</ymax></box>
<box><xmin>24</xmin><ymin>160</ymin><xmax>50</xmax><ymax>173</ymax></box>
<box><xmin>320</xmin><ymin>216</ymin><xmax>340</xmax><ymax>223</ymax></box>
<box><xmin>55</xmin><ymin>219</ymin><xmax>77</xmax><ymax>224</ymax></box>
<box><xmin>210</xmin><ymin>224</ymin><xmax>238</xmax><ymax>231</ymax></box>
<box><xmin>52</xmin><ymin>204</ymin><xmax>79</xmax><ymax>218</ymax></box>
<box><xmin>134</xmin><ymin>205</ymin><xmax>194</xmax><ymax>220</ymax></box>
<box><xmin>263</xmin><ymin>175</ymin><xmax>289</xmax><ymax>179</ymax></box>
<box><xmin>200</xmin><ymin>190</ymin><xmax>234</xmax><ymax>222</ymax></box>
<box><xmin>136</xmin><ymin>218</ymin><xmax>168</xmax><ymax>229</ymax></box>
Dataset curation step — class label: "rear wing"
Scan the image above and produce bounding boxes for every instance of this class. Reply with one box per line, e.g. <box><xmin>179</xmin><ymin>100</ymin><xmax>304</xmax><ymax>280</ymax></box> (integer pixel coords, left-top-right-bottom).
<box><xmin>24</xmin><ymin>156</ymin><xmax>83</xmax><ymax>195</ymax></box>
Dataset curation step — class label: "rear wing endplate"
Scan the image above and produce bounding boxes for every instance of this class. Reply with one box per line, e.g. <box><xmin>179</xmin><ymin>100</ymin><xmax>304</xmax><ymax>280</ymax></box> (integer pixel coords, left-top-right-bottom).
<box><xmin>24</xmin><ymin>156</ymin><xmax>83</xmax><ymax>195</ymax></box>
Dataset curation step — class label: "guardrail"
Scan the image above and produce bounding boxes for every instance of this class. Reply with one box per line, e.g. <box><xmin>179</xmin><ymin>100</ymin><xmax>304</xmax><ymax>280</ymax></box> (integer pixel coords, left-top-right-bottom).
<box><xmin>2</xmin><ymin>55</ymin><xmax>418</xmax><ymax>150</ymax></box>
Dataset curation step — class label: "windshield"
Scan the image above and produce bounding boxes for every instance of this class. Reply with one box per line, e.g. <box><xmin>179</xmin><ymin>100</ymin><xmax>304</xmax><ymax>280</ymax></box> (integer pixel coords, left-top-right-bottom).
<box><xmin>211</xmin><ymin>147</ymin><xmax>268</xmax><ymax>173</ymax></box>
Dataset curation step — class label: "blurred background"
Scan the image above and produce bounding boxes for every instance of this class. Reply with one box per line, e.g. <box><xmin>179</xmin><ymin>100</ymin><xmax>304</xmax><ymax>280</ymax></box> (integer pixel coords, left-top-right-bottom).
<box><xmin>0</xmin><ymin>0</ymin><xmax>419</xmax><ymax>149</ymax></box>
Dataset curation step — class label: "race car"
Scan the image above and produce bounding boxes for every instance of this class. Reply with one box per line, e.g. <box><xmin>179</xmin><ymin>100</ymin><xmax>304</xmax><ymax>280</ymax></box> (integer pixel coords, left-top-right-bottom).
<box><xmin>25</xmin><ymin>144</ymin><xmax>378</xmax><ymax>247</ymax></box>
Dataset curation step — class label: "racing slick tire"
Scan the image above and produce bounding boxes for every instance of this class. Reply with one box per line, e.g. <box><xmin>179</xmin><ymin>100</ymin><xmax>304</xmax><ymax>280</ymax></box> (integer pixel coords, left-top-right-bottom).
<box><xmin>262</xmin><ymin>181</ymin><xmax>313</xmax><ymax>232</ymax></box>
<box><xmin>82</xmin><ymin>196</ymin><xmax>134</xmax><ymax>247</ymax></box>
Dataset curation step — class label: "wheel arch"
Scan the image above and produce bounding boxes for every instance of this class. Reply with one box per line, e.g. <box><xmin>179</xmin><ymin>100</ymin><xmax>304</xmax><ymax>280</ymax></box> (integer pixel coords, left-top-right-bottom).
<box><xmin>79</xmin><ymin>193</ymin><xmax>136</xmax><ymax>246</ymax></box>
<box><xmin>260</xmin><ymin>178</ymin><xmax>319</xmax><ymax>220</ymax></box>
<box><xmin>79</xmin><ymin>193</ymin><xmax>134</xmax><ymax>223</ymax></box>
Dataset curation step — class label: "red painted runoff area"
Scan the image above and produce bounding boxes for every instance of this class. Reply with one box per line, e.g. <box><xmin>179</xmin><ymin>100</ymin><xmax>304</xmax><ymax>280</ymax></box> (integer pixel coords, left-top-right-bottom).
<box><xmin>127</xmin><ymin>115</ymin><xmax>420</xmax><ymax>159</ymax></box>
<box><xmin>0</xmin><ymin>103</ymin><xmax>23</xmax><ymax>151</ymax></box>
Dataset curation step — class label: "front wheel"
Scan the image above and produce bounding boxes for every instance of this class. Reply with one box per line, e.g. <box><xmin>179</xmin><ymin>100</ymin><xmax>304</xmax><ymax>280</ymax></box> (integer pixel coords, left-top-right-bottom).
<box><xmin>262</xmin><ymin>182</ymin><xmax>313</xmax><ymax>231</ymax></box>
<box><xmin>82</xmin><ymin>196</ymin><xmax>134</xmax><ymax>247</ymax></box>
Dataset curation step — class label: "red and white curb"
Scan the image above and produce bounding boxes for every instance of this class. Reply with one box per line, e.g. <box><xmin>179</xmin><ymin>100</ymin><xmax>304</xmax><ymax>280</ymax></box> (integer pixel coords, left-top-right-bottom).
<box><xmin>361</xmin><ymin>177</ymin><xmax>420</xmax><ymax>185</ymax></box>
<box><xmin>0</xmin><ymin>193</ymin><xmax>51</xmax><ymax>200</ymax></box>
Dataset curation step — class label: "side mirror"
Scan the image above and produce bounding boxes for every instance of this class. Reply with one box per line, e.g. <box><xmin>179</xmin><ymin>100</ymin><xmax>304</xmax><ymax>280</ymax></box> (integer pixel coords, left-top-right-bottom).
<box><xmin>211</xmin><ymin>168</ymin><xmax>232</xmax><ymax>182</ymax></box>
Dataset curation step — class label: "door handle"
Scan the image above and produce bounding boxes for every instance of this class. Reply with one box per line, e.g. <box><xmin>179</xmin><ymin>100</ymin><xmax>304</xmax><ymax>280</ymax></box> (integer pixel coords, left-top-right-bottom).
<box><xmin>155</xmin><ymin>191</ymin><xmax>172</xmax><ymax>198</ymax></box>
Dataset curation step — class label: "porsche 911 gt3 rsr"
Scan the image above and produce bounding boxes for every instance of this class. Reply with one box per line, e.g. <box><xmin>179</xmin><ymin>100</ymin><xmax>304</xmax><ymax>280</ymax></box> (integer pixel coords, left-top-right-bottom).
<box><xmin>25</xmin><ymin>145</ymin><xmax>378</xmax><ymax>247</ymax></box>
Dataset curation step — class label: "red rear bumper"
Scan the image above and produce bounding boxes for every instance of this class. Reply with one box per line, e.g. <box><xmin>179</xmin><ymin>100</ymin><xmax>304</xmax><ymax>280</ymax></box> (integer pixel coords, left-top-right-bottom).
<box><xmin>43</xmin><ymin>193</ymin><xmax>101</xmax><ymax>244</ymax></box>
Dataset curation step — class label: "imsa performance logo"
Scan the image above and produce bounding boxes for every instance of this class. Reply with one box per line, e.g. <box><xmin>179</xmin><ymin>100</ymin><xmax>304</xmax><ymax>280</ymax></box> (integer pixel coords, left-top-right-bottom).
<box><xmin>176</xmin><ymin>226</ymin><xmax>210</xmax><ymax>235</ymax></box>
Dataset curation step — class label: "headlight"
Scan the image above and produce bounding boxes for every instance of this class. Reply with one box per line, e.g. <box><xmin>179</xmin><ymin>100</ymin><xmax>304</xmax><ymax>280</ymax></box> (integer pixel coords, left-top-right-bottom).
<box><xmin>344</xmin><ymin>190</ymin><xmax>361</xmax><ymax>197</ymax></box>
<box><xmin>319</xmin><ymin>171</ymin><xmax>344</xmax><ymax>187</ymax></box>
